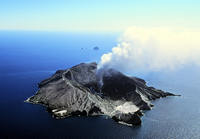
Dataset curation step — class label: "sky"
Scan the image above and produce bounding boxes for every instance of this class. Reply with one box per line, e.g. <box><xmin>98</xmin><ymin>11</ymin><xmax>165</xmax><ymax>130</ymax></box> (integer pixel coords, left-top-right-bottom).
<box><xmin>0</xmin><ymin>0</ymin><xmax>200</xmax><ymax>32</ymax></box>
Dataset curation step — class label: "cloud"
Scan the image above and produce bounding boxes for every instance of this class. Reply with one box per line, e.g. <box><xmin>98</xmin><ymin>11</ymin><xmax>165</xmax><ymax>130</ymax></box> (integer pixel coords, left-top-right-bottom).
<box><xmin>98</xmin><ymin>26</ymin><xmax>200</xmax><ymax>73</ymax></box>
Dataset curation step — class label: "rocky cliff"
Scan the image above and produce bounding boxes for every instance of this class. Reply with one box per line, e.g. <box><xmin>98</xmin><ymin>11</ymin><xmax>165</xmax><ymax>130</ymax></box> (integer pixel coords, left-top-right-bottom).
<box><xmin>26</xmin><ymin>62</ymin><xmax>176</xmax><ymax>126</ymax></box>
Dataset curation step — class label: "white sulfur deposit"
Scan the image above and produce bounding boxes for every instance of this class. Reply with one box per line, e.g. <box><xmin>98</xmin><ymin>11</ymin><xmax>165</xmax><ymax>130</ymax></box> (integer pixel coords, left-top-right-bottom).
<box><xmin>115</xmin><ymin>102</ymin><xmax>139</xmax><ymax>114</ymax></box>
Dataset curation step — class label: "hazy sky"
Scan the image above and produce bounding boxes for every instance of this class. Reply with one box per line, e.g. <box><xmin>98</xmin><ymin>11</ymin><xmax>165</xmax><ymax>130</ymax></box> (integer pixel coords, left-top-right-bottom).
<box><xmin>0</xmin><ymin>0</ymin><xmax>199</xmax><ymax>32</ymax></box>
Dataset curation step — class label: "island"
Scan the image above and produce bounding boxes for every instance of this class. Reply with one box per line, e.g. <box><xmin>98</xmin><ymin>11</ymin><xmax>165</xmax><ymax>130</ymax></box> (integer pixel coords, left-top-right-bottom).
<box><xmin>93</xmin><ymin>46</ymin><xmax>99</xmax><ymax>50</ymax></box>
<box><xmin>25</xmin><ymin>62</ymin><xmax>176</xmax><ymax>126</ymax></box>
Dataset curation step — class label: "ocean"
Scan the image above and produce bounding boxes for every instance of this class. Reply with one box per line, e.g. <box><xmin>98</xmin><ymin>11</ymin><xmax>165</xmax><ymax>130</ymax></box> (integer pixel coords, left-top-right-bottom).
<box><xmin>0</xmin><ymin>31</ymin><xmax>200</xmax><ymax>139</ymax></box>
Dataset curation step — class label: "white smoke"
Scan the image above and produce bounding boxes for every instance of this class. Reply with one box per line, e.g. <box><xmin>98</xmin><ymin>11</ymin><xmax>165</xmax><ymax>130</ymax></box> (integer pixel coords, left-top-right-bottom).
<box><xmin>98</xmin><ymin>27</ymin><xmax>200</xmax><ymax>73</ymax></box>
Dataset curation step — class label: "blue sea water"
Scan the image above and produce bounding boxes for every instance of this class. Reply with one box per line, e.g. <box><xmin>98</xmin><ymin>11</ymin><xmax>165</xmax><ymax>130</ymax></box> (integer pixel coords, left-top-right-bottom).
<box><xmin>0</xmin><ymin>31</ymin><xmax>200</xmax><ymax>139</ymax></box>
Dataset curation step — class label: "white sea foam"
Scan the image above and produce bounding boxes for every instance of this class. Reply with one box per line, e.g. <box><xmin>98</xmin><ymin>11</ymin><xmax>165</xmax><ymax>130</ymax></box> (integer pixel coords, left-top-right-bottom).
<box><xmin>118</xmin><ymin>121</ymin><xmax>133</xmax><ymax>126</ymax></box>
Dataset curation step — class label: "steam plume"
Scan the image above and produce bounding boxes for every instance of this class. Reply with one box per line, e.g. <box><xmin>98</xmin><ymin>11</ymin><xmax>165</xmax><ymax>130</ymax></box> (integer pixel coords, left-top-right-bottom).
<box><xmin>98</xmin><ymin>27</ymin><xmax>200</xmax><ymax>73</ymax></box>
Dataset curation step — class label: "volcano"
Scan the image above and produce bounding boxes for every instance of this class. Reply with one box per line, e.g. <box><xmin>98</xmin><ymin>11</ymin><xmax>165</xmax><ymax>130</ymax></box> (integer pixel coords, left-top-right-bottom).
<box><xmin>26</xmin><ymin>62</ymin><xmax>176</xmax><ymax>126</ymax></box>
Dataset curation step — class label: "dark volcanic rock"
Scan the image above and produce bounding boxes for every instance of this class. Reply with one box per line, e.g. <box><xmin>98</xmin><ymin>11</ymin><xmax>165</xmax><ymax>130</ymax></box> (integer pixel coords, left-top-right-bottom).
<box><xmin>112</xmin><ymin>113</ymin><xmax>141</xmax><ymax>125</ymax></box>
<box><xmin>26</xmin><ymin>62</ymin><xmax>176</xmax><ymax>125</ymax></box>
